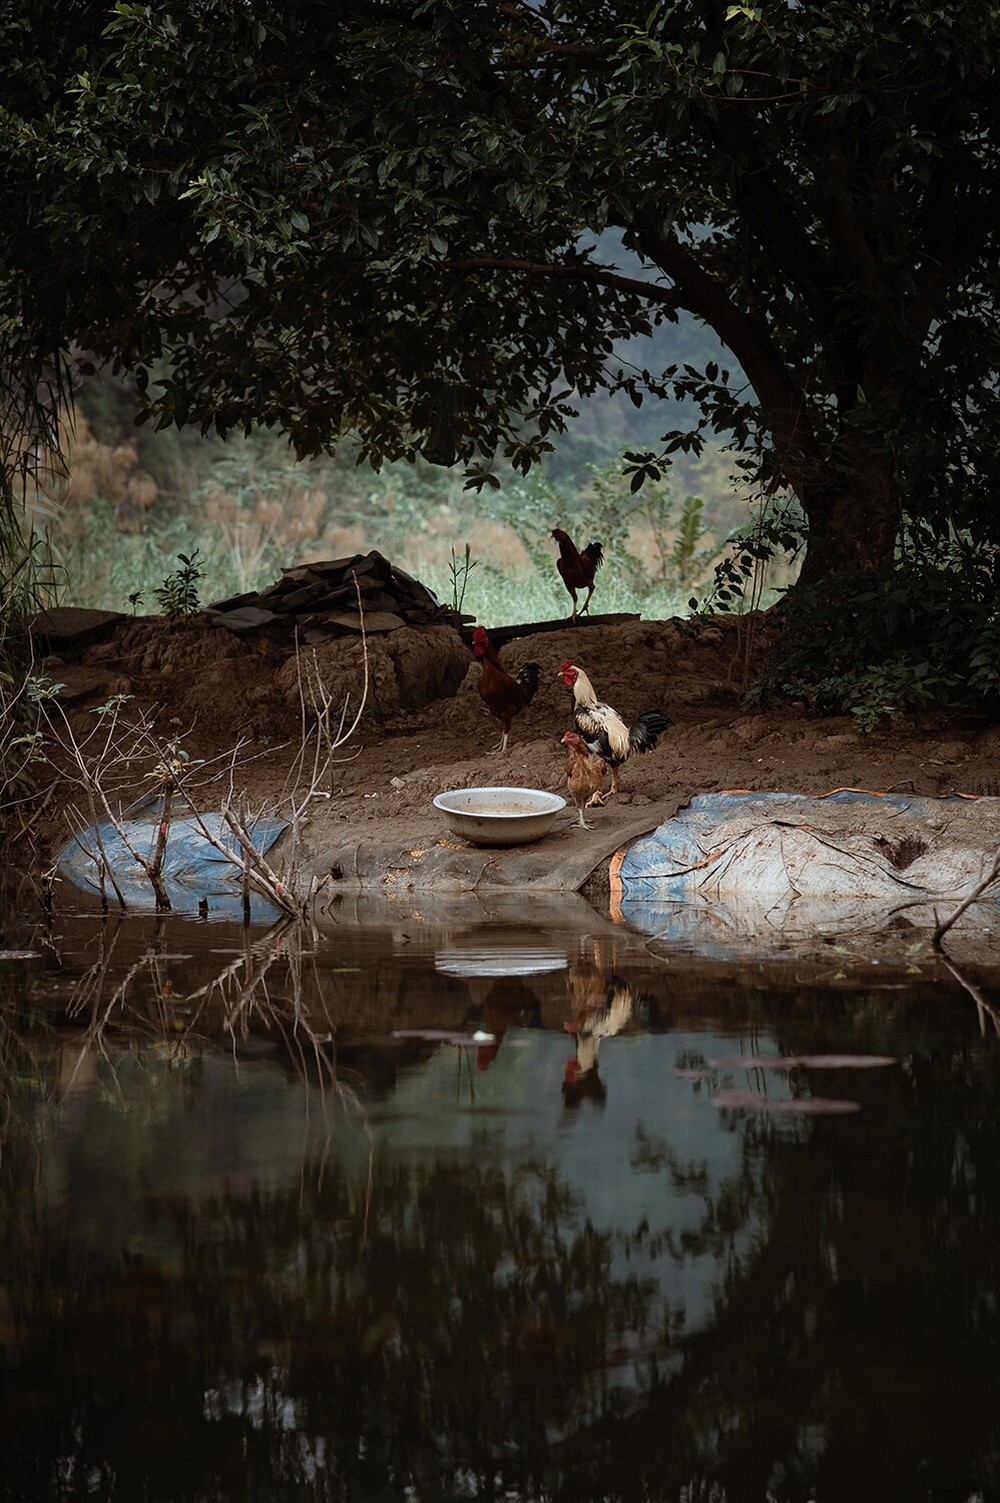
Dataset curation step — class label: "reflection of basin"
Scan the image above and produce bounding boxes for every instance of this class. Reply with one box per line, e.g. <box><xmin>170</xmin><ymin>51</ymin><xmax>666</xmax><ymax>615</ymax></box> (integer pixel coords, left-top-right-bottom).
<box><xmin>435</xmin><ymin>946</ymin><xmax>568</xmax><ymax>978</ymax></box>
<box><xmin>432</xmin><ymin>787</ymin><xmax>566</xmax><ymax>846</ymax></box>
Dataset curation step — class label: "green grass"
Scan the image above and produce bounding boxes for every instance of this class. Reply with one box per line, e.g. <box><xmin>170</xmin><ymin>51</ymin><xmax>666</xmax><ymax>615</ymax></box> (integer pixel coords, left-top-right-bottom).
<box><xmin>43</xmin><ymin>517</ymin><xmax>696</xmax><ymax>625</ymax></box>
<box><xmin>431</xmin><ymin>562</ymin><xmax>693</xmax><ymax>628</ymax></box>
<box><xmin>32</xmin><ymin>442</ymin><xmax>791</xmax><ymax>625</ymax></box>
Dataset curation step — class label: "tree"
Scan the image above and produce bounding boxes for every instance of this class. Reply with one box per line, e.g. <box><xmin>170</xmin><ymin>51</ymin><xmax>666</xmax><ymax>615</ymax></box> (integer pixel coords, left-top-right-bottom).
<box><xmin>3</xmin><ymin>0</ymin><xmax>1000</xmax><ymax>586</ymax></box>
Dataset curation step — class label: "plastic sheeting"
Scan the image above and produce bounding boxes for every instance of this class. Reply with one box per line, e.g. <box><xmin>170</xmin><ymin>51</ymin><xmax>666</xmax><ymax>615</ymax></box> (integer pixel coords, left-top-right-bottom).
<box><xmin>303</xmin><ymin>809</ymin><xmax>666</xmax><ymax>897</ymax></box>
<box><xmin>57</xmin><ymin>796</ymin><xmax>287</xmax><ymax>919</ymax></box>
<box><xmin>616</xmin><ymin>790</ymin><xmax>1000</xmax><ymax>958</ymax></box>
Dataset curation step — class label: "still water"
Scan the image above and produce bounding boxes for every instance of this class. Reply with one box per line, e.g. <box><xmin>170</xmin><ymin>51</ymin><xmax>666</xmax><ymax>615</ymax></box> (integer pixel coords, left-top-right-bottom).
<box><xmin>0</xmin><ymin>880</ymin><xmax>998</xmax><ymax>1503</ymax></box>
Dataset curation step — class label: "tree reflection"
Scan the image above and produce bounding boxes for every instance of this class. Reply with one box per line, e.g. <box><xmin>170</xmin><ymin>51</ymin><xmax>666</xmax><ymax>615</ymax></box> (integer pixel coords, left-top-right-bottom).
<box><xmin>613</xmin><ymin>1010</ymin><xmax>1000</xmax><ymax>1503</ymax></box>
<box><xmin>1</xmin><ymin>934</ymin><xmax>1000</xmax><ymax>1500</ymax></box>
<box><xmin>0</xmin><ymin>1136</ymin><xmax>664</xmax><ymax>1499</ymax></box>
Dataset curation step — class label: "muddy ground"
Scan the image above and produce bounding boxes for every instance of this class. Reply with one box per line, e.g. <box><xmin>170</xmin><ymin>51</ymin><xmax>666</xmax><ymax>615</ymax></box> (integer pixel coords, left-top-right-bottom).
<box><xmin>22</xmin><ymin>603</ymin><xmax>1000</xmax><ymax>879</ymax></box>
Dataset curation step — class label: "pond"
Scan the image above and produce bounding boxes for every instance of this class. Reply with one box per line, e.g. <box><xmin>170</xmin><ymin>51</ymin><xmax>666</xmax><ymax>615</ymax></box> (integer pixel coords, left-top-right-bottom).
<box><xmin>0</xmin><ymin>878</ymin><xmax>998</xmax><ymax>1503</ymax></box>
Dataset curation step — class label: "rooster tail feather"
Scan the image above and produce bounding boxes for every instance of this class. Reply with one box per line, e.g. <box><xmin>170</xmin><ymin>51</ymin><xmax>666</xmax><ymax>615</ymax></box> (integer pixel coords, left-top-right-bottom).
<box><xmin>516</xmin><ymin>662</ymin><xmax>542</xmax><ymax>702</ymax></box>
<box><xmin>629</xmin><ymin>710</ymin><xmax>673</xmax><ymax>754</ymax></box>
<box><xmin>584</xmin><ymin>541</ymin><xmax>604</xmax><ymax>570</ymax></box>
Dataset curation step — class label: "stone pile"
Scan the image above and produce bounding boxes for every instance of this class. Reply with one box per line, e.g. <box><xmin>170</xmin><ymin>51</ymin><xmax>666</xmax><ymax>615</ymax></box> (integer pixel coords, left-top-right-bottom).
<box><xmin>202</xmin><ymin>550</ymin><xmax>473</xmax><ymax>641</ymax></box>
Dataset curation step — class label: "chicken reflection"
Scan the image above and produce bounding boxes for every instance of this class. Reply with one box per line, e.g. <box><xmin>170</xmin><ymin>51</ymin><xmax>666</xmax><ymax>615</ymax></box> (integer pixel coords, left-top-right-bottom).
<box><xmin>562</xmin><ymin>955</ymin><xmax>648</xmax><ymax>1108</ymax></box>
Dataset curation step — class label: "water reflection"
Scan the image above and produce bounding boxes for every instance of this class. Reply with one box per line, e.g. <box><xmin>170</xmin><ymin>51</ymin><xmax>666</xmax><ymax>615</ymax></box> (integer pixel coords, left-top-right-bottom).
<box><xmin>0</xmin><ymin>882</ymin><xmax>999</xmax><ymax>1501</ymax></box>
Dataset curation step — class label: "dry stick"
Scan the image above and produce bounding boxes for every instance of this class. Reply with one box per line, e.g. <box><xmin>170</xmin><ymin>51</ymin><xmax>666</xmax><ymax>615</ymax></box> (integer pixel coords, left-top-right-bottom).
<box><xmin>935</xmin><ymin>949</ymin><xmax>1000</xmax><ymax>1038</ymax></box>
<box><xmin>157</xmin><ymin>773</ymin><xmax>295</xmax><ymax>916</ymax></box>
<box><xmin>240</xmin><ymin>792</ymin><xmax>251</xmax><ymax>923</ymax></box>
<box><xmin>931</xmin><ymin>844</ymin><xmax>1000</xmax><ymax>947</ymax></box>
<box><xmin>283</xmin><ymin>628</ymin><xmax>319</xmax><ymax>804</ymax></box>
<box><xmin>47</xmin><ymin>700</ymin><xmax>274</xmax><ymax>915</ymax></box>
<box><xmin>932</xmin><ymin>844</ymin><xmax>1000</xmax><ymax>1036</ymax></box>
<box><xmin>147</xmin><ymin>778</ymin><xmax>174</xmax><ymax>913</ymax></box>
<box><xmin>170</xmin><ymin>587</ymin><xmax>372</xmax><ymax>916</ymax></box>
<box><xmin>203</xmin><ymin>805</ymin><xmax>297</xmax><ymax>914</ymax></box>
<box><xmin>65</xmin><ymin>804</ymin><xmax>128</xmax><ymax>913</ymax></box>
<box><xmin>283</xmin><ymin>570</ymin><xmax>370</xmax><ymax>804</ymax></box>
<box><xmin>44</xmin><ymin>700</ymin><xmax>170</xmax><ymax>911</ymax></box>
<box><xmin>51</xmin><ymin>699</ymin><xmax>132</xmax><ymax>913</ymax></box>
<box><xmin>40</xmin><ymin>594</ymin><xmax>369</xmax><ymax>919</ymax></box>
<box><xmin>214</xmin><ymin>575</ymin><xmax>371</xmax><ymax>911</ymax></box>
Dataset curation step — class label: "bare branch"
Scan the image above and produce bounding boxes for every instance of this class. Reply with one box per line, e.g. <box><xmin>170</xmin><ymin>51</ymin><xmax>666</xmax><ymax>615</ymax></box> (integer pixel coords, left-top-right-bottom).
<box><xmin>932</xmin><ymin>846</ymin><xmax>1000</xmax><ymax>948</ymax></box>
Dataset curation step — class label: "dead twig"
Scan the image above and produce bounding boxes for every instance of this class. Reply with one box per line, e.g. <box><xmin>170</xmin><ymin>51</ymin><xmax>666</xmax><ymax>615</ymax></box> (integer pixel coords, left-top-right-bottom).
<box><xmin>935</xmin><ymin>948</ymin><xmax>1000</xmax><ymax>1038</ymax></box>
<box><xmin>931</xmin><ymin>845</ymin><xmax>1000</xmax><ymax>948</ymax></box>
<box><xmin>35</xmin><ymin>582</ymin><xmax>369</xmax><ymax>917</ymax></box>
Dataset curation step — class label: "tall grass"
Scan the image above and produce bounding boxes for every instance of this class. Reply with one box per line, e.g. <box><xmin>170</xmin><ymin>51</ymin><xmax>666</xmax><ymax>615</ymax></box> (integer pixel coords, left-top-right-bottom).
<box><xmin>28</xmin><ymin>419</ymin><xmax>798</xmax><ymax>625</ymax></box>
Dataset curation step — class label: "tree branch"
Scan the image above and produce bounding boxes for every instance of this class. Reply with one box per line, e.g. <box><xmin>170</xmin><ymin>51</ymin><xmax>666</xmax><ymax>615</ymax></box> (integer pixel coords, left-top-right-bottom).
<box><xmin>932</xmin><ymin>846</ymin><xmax>1000</xmax><ymax>949</ymax></box>
<box><xmin>712</xmin><ymin>121</ymin><xmax>837</xmax><ymax>328</ymax></box>
<box><xmin>441</xmin><ymin>254</ymin><xmax>682</xmax><ymax>313</ymax></box>
<box><xmin>805</xmin><ymin>115</ymin><xmax>882</xmax><ymax>293</ymax></box>
<box><xmin>629</xmin><ymin>215</ymin><xmax>822</xmax><ymax>473</ymax></box>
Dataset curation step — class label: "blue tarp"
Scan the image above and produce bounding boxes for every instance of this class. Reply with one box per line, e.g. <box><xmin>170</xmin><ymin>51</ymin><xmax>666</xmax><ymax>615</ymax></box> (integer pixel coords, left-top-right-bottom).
<box><xmin>57</xmin><ymin>796</ymin><xmax>288</xmax><ymax>920</ymax></box>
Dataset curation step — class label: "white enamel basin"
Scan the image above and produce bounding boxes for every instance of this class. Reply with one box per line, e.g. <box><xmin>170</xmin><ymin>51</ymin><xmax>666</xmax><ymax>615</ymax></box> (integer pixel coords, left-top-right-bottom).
<box><xmin>432</xmin><ymin>786</ymin><xmax>566</xmax><ymax>846</ymax></box>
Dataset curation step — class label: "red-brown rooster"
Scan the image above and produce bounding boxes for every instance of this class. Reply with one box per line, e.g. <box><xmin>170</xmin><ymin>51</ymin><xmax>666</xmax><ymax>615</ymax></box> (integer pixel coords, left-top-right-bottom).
<box><xmin>472</xmin><ymin>626</ymin><xmax>541</xmax><ymax>753</ymax></box>
<box><xmin>551</xmin><ymin>529</ymin><xmax>604</xmax><ymax>622</ymax></box>
<box><xmin>561</xmin><ymin>730</ymin><xmax>607</xmax><ymax>826</ymax></box>
<box><xmin>559</xmin><ymin>660</ymin><xmax>672</xmax><ymax>797</ymax></box>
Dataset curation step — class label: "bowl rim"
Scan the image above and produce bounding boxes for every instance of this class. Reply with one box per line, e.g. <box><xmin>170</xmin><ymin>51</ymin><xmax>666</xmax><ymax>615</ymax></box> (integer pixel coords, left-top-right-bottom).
<box><xmin>432</xmin><ymin>786</ymin><xmax>567</xmax><ymax>819</ymax></box>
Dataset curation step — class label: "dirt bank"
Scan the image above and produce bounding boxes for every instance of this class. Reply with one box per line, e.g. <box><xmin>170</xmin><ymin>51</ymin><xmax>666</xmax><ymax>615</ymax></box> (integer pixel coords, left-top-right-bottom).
<box><xmin>22</xmin><ymin>603</ymin><xmax>1000</xmax><ymax>883</ymax></box>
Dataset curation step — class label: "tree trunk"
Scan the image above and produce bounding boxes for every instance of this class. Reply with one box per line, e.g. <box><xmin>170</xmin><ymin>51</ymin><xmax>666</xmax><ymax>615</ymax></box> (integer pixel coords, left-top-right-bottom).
<box><xmin>794</xmin><ymin>464</ymin><xmax>902</xmax><ymax>587</ymax></box>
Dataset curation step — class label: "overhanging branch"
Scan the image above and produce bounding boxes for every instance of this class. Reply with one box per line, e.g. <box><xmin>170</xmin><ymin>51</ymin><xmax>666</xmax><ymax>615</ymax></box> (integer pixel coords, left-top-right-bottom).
<box><xmin>629</xmin><ymin>214</ymin><xmax>821</xmax><ymax>472</ymax></box>
<box><xmin>441</xmin><ymin>255</ymin><xmax>683</xmax><ymax>314</ymax></box>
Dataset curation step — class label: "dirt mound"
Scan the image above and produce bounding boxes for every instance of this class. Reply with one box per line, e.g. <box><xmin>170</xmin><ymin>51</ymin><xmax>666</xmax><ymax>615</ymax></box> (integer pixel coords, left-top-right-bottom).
<box><xmin>273</xmin><ymin>624</ymin><xmax>471</xmax><ymax>720</ymax></box>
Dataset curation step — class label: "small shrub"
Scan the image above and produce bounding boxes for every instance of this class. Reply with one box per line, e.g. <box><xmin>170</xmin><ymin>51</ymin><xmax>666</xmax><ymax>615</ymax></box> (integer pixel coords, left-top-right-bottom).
<box><xmin>154</xmin><ymin>549</ymin><xmax>204</xmax><ymax>619</ymax></box>
<box><xmin>448</xmin><ymin>543</ymin><xmax>478</xmax><ymax>613</ymax></box>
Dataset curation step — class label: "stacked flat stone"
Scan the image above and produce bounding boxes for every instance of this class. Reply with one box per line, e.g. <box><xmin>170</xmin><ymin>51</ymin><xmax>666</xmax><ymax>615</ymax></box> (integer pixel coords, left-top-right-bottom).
<box><xmin>203</xmin><ymin>550</ymin><xmax>473</xmax><ymax>641</ymax></box>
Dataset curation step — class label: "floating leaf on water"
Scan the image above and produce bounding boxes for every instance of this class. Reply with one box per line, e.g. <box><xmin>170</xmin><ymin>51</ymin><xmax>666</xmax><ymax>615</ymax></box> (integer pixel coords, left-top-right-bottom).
<box><xmin>709</xmin><ymin>1054</ymin><xmax>895</xmax><ymax>1071</ymax></box>
<box><xmin>712</xmin><ymin>1089</ymin><xmax>861</xmax><ymax>1115</ymax></box>
<box><xmin>795</xmin><ymin>1054</ymin><xmax>895</xmax><ymax>1069</ymax></box>
<box><xmin>392</xmin><ymin>1028</ymin><xmax>495</xmax><ymax>1046</ymax></box>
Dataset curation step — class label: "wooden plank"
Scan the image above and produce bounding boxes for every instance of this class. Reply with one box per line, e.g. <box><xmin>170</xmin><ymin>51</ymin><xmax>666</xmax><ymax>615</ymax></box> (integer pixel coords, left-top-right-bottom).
<box><xmin>318</xmin><ymin>609</ymin><xmax>407</xmax><ymax>634</ymax></box>
<box><xmin>280</xmin><ymin>555</ymin><xmax>363</xmax><ymax>579</ymax></box>
<box><xmin>459</xmin><ymin>613</ymin><xmax>640</xmax><ymax>649</ymax></box>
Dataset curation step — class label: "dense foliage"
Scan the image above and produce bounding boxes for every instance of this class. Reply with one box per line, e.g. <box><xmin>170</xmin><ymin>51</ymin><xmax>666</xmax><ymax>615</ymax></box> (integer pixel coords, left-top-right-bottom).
<box><xmin>3</xmin><ymin>0</ymin><xmax>1000</xmax><ymax>739</ymax></box>
<box><xmin>3</xmin><ymin>1</ymin><xmax>1000</xmax><ymax>578</ymax></box>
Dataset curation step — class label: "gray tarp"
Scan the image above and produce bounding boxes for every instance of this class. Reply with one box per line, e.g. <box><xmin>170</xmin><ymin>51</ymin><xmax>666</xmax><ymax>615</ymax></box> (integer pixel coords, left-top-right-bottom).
<box><xmin>617</xmin><ymin>790</ymin><xmax>1000</xmax><ymax>958</ymax></box>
